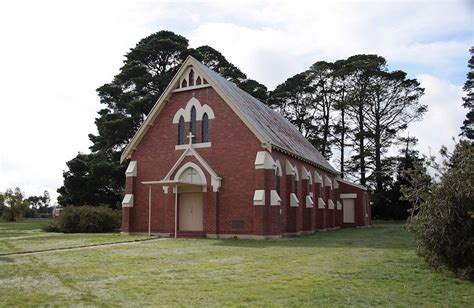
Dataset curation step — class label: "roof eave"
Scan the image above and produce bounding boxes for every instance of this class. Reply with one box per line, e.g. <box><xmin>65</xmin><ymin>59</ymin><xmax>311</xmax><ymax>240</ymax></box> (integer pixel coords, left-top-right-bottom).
<box><xmin>271</xmin><ymin>144</ymin><xmax>339</xmax><ymax>175</ymax></box>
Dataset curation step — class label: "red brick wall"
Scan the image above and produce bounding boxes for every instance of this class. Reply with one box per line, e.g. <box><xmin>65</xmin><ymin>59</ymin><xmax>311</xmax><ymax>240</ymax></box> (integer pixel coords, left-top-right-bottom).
<box><xmin>338</xmin><ymin>181</ymin><xmax>372</xmax><ymax>227</ymax></box>
<box><xmin>128</xmin><ymin>87</ymin><xmax>262</xmax><ymax>235</ymax></box>
<box><xmin>123</xmin><ymin>85</ymin><xmax>370</xmax><ymax>236</ymax></box>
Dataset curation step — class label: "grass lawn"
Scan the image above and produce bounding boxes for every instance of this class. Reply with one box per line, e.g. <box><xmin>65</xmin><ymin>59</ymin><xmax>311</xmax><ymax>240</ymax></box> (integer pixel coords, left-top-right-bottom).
<box><xmin>0</xmin><ymin>221</ymin><xmax>472</xmax><ymax>306</ymax></box>
<box><xmin>0</xmin><ymin>220</ymin><xmax>149</xmax><ymax>255</ymax></box>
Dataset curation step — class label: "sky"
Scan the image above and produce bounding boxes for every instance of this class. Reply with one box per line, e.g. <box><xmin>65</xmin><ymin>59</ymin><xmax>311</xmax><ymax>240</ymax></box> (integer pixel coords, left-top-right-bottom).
<box><xmin>0</xmin><ymin>0</ymin><xmax>472</xmax><ymax>203</ymax></box>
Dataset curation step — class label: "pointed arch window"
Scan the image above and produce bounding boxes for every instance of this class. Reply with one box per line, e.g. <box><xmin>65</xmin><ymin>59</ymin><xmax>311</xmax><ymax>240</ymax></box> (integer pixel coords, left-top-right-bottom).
<box><xmin>202</xmin><ymin>113</ymin><xmax>209</xmax><ymax>143</ymax></box>
<box><xmin>178</xmin><ymin>116</ymin><xmax>185</xmax><ymax>145</ymax></box>
<box><xmin>275</xmin><ymin>167</ymin><xmax>281</xmax><ymax>195</ymax></box>
<box><xmin>293</xmin><ymin>176</ymin><xmax>298</xmax><ymax>194</ymax></box>
<box><xmin>189</xmin><ymin>69</ymin><xmax>194</xmax><ymax>86</ymax></box>
<box><xmin>190</xmin><ymin>106</ymin><xmax>196</xmax><ymax>143</ymax></box>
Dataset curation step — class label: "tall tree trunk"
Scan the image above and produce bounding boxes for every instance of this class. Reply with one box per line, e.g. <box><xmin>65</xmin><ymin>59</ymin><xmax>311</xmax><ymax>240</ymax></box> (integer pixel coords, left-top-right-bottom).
<box><xmin>375</xmin><ymin>124</ymin><xmax>382</xmax><ymax>192</ymax></box>
<box><xmin>358</xmin><ymin>102</ymin><xmax>366</xmax><ymax>186</ymax></box>
<box><xmin>374</xmin><ymin>92</ymin><xmax>383</xmax><ymax>193</ymax></box>
<box><xmin>340</xmin><ymin>107</ymin><xmax>345</xmax><ymax>178</ymax></box>
<box><xmin>322</xmin><ymin>104</ymin><xmax>330</xmax><ymax>159</ymax></box>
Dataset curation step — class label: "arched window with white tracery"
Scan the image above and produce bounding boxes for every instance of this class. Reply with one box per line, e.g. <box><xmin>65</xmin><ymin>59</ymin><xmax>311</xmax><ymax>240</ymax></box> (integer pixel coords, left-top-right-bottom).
<box><xmin>189</xmin><ymin>69</ymin><xmax>194</xmax><ymax>86</ymax></box>
<box><xmin>190</xmin><ymin>106</ymin><xmax>197</xmax><ymax>143</ymax></box>
<box><xmin>178</xmin><ymin>116</ymin><xmax>185</xmax><ymax>145</ymax></box>
<box><xmin>202</xmin><ymin>113</ymin><xmax>209</xmax><ymax>142</ymax></box>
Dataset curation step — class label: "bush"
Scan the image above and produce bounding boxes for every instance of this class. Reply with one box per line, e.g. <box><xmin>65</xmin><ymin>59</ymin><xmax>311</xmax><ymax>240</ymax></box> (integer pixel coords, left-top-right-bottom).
<box><xmin>42</xmin><ymin>220</ymin><xmax>61</xmax><ymax>232</ymax></box>
<box><xmin>404</xmin><ymin>140</ymin><xmax>474</xmax><ymax>280</ymax></box>
<box><xmin>43</xmin><ymin>206</ymin><xmax>121</xmax><ymax>233</ymax></box>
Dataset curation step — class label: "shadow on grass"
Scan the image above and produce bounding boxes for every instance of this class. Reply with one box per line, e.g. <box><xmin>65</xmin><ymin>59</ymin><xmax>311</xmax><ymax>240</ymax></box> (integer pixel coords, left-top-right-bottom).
<box><xmin>0</xmin><ymin>256</ymin><xmax>14</xmax><ymax>263</ymax></box>
<box><xmin>210</xmin><ymin>223</ymin><xmax>414</xmax><ymax>250</ymax></box>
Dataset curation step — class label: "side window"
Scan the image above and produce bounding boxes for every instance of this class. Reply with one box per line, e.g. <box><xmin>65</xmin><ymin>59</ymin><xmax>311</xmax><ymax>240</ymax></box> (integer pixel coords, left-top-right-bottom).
<box><xmin>275</xmin><ymin>167</ymin><xmax>281</xmax><ymax>195</ymax></box>
<box><xmin>293</xmin><ymin>176</ymin><xmax>298</xmax><ymax>194</ymax></box>
<box><xmin>178</xmin><ymin>116</ymin><xmax>185</xmax><ymax>144</ymax></box>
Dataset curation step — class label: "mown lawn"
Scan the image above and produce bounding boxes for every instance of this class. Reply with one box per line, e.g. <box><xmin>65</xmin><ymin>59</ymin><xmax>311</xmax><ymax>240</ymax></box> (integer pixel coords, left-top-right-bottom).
<box><xmin>0</xmin><ymin>220</ymin><xmax>149</xmax><ymax>255</ymax></box>
<box><xmin>0</xmin><ymin>221</ymin><xmax>472</xmax><ymax>307</ymax></box>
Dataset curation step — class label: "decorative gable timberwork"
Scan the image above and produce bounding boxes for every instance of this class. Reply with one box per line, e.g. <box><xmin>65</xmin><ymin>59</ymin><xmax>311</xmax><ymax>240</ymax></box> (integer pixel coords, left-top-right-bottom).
<box><xmin>174</xmin><ymin>66</ymin><xmax>210</xmax><ymax>92</ymax></box>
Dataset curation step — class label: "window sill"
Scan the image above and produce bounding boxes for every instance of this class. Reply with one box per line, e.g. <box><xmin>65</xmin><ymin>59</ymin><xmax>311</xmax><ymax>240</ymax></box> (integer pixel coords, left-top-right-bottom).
<box><xmin>175</xmin><ymin>142</ymin><xmax>212</xmax><ymax>150</ymax></box>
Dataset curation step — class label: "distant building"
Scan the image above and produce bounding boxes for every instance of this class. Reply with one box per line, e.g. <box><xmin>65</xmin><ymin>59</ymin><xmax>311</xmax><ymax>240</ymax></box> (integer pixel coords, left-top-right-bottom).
<box><xmin>52</xmin><ymin>207</ymin><xmax>62</xmax><ymax>218</ymax></box>
<box><xmin>120</xmin><ymin>56</ymin><xmax>371</xmax><ymax>239</ymax></box>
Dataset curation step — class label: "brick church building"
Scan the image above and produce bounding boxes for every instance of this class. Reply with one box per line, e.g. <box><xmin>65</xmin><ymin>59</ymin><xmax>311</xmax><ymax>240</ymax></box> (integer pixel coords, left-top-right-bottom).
<box><xmin>120</xmin><ymin>56</ymin><xmax>371</xmax><ymax>239</ymax></box>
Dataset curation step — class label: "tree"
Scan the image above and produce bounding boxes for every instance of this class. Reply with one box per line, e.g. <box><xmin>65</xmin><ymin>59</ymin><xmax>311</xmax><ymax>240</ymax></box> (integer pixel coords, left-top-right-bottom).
<box><xmin>332</xmin><ymin>59</ymin><xmax>352</xmax><ymax>177</ymax></box>
<box><xmin>268</xmin><ymin>72</ymin><xmax>315</xmax><ymax>139</ymax></box>
<box><xmin>365</xmin><ymin>69</ymin><xmax>425</xmax><ymax>195</ymax></box>
<box><xmin>2</xmin><ymin>187</ymin><xmax>29</xmax><ymax>221</ymax></box>
<box><xmin>28</xmin><ymin>190</ymin><xmax>52</xmax><ymax>213</ymax></box>
<box><xmin>460</xmin><ymin>47</ymin><xmax>474</xmax><ymax>140</ymax></box>
<box><xmin>306</xmin><ymin>61</ymin><xmax>338</xmax><ymax>159</ymax></box>
<box><xmin>344</xmin><ymin>55</ymin><xmax>387</xmax><ymax>186</ymax></box>
<box><xmin>404</xmin><ymin>140</ymin><xmax>474</xmax><ymax>280</ymax></box>
<box><xmin>374</xmin><ymin>136</ymin><xmax>423</xmax><ymax>219</ymax></box>
<box><xmin>58</xmin><ymin>31</ymin><xmax>268</xmax><ymax>207</ymax></box>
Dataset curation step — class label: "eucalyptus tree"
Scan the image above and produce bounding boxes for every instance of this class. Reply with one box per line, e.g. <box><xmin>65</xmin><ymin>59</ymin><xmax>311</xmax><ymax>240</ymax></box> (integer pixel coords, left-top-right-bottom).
<box><xmin>365</xmin><ymin>69</ymin><xmax>425</xmax><ymax>194</ymax></box>
<box><xmin>268</xmin><ymin>72</ymin><xmax>315</xmax><ymax>138</ymax></box>
<box><xmin>343</xmin><ymin>55</ymin><xmax>386</xmax><ymax>186</ymax></box>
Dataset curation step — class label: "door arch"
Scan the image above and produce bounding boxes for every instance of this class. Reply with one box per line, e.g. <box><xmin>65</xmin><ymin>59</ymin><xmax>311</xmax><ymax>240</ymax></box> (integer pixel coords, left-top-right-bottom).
<box><xmin>174</xmin><ymin>163</ymin><xmax>206</xmax><ymax>232</ymax></box>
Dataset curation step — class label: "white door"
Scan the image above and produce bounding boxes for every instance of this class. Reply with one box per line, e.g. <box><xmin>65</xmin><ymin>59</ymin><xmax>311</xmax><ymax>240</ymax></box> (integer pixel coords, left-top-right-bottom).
<box><xmin>343</xmin><ymin>198</ymin><xmax>355</xmax><ymax>223</ymax></box>
<box><xmin>179</xmin><ymin>193</ymin><xmax>203</xmax><ymax>231</ymax></box>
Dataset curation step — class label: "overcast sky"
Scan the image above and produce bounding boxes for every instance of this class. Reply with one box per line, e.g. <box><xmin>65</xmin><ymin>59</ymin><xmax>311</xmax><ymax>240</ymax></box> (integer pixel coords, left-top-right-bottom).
<box><xmin>0</xmin><ymin>0</ymin><xmax>472</xmax><ymax>203</ymax></box>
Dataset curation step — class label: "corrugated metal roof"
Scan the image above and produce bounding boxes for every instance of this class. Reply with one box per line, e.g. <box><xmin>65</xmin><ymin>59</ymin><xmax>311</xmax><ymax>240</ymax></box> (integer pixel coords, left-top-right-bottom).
<box><xmin>195</xmin><ymin>60</ymin><xmax>338</xmax><ymax>174</ymax></box>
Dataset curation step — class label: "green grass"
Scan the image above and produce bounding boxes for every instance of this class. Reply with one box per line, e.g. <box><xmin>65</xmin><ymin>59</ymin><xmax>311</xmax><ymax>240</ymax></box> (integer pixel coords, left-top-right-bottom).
<box><xmin>0</xmin><ymin>220</ymin><xmax>149</xmax><ymax>255</ymax></box>
<box><xmin>0</xmin><ymin>221</ymin><xmax>472</xmax><ymax>307</ymax></box>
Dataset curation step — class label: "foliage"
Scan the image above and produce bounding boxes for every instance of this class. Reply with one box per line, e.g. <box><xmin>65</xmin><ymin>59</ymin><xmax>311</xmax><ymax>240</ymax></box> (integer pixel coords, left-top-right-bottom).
<box><xmin>460</xmin><ymin>47</ymin><xmax>474</xmax><ymax>140</ymax></box>
<box><xmin>0</xmin><ymin>187</ymin><xmax>30</xmax><ymax>221</ymax></box>
<box><xmin>373</xmin><ymin>136</ymin><xmax>424</xmax><ymax>220</ymax></box>
<box><xmin>58</xmin><ymin>31</ymin><xmax>268</xmax><ymax>207</ymax></box>
<box><xmin>45</xmin><ymin>206</ymin><xmax>121</xmax><ymax>233</ymax></box>
<box><xmin>41</xmin><ymin>220</ymin><xmax>61</xmax><ymax>232</ymax></box>
<box><xmin>269</xmin><ymin>55</ymin><xmax>426</xmax><ymax>193</ymax></box>
<box><xmin>26</xmin><ymin>190</ymin><xmax>52</xmax><ymax>218</ymax></box>
<box><xmin>404</xmin><ymin>140</ymin><xmax>474</xmax><ymax>280</ymax></box>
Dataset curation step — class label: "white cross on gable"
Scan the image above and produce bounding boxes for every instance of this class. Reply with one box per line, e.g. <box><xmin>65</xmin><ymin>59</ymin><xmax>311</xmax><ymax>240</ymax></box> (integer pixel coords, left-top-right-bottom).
<box><xmin>187</xmin><ymin>132</ymin><xmax>194</xmax><ymax>145</ymax></box>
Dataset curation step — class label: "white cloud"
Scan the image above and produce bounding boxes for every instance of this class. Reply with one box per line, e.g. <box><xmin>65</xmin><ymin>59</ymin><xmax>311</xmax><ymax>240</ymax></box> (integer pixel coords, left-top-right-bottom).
<box><xmin>408</xmin><ymin>74</ymin><xmax>465</xmax><ymax>157</ymax></box>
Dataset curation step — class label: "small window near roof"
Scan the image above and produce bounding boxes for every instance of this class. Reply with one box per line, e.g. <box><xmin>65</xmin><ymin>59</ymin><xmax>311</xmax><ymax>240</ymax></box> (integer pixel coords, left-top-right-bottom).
<box><xmin>196</xmin><ymin>76</ymin><xmax>202</xmax><ymax>85</ymax></box>
<box><xmin>189</xmin><ymin>69</ymin><xmax>194</xmax><ymax>86</ymax></box>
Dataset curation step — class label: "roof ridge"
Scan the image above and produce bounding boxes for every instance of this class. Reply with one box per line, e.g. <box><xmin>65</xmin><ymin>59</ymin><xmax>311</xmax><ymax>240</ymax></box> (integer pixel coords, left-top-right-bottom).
<box><xmin>194</xmin><ymin>60</ymin><xmax>337</xmax><ymax>174</ymax></box>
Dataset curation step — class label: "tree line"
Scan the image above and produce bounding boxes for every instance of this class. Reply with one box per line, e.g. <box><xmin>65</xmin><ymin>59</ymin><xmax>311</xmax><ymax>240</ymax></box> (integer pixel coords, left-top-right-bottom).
<box><xmin>268</xmin><ymin>55</ymin><xmax>426</xmax><ymax>218</ymax></box>
<box><xmin>0</xmin><ymin>188</ymin><xmax>52</xmax><ymax>221</ymax></box>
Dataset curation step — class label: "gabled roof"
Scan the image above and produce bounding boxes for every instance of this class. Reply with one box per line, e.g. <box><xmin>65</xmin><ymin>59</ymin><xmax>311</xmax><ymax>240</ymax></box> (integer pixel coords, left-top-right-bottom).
<box><xmin>121</xmin><ymin>56</ymin><xmax>338</xmax><ymax>174</ymax></box>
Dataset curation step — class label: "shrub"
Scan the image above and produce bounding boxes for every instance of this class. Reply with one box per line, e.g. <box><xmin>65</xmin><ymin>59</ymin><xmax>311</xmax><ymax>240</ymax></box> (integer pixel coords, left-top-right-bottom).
<box><xmin>43</xmin><ymin>206</ymin><xmax>121</xmax><ymax>233</ymax></box>
<box><xmin>403</xmin><ymin>140</ymin><xmax>474</xmax><ymax>280</ymax></box>
<box><xmin>42</xmin><ymin>220</ymin><xmax>61</xmax><ymax>232</ymax></box>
